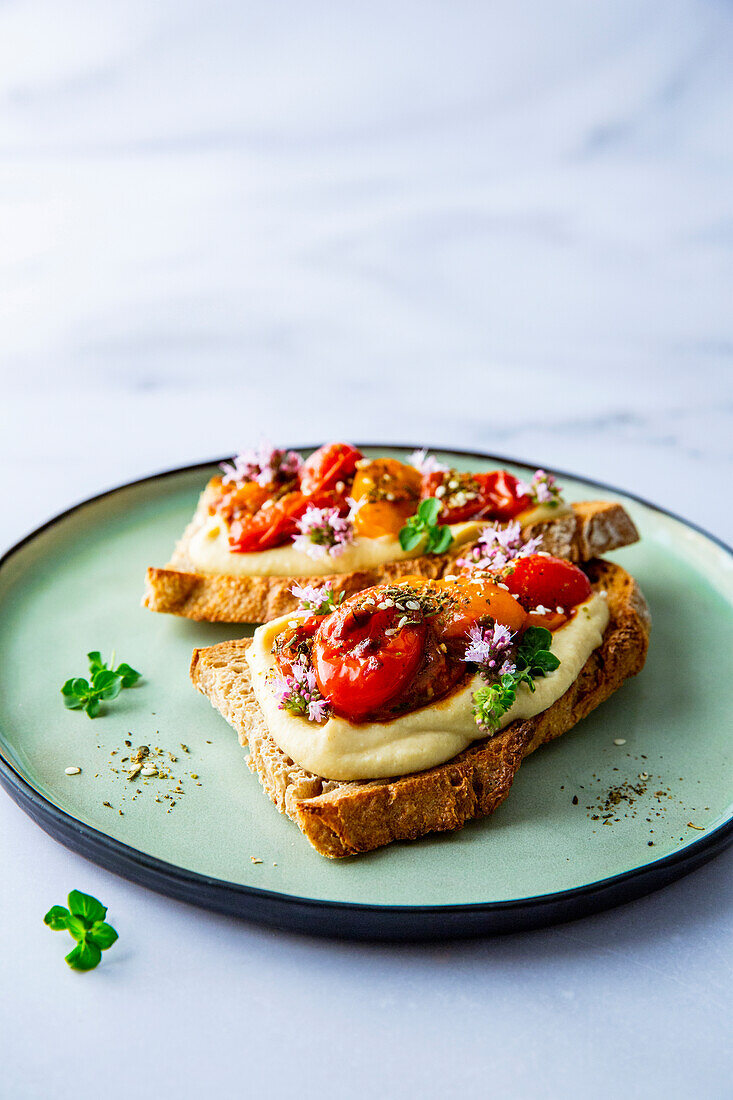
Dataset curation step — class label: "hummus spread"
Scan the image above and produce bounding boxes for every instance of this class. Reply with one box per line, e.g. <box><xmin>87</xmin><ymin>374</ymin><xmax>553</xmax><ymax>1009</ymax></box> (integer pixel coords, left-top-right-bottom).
<box><xmin>186</xmin><ymin>499</ymin><xmax>571</xmax><ymax>578</ymax></box>
<box><xmin>245</xmin><ymin>593</ymin><xmax>609</xmax><ymax>781</ymax></box>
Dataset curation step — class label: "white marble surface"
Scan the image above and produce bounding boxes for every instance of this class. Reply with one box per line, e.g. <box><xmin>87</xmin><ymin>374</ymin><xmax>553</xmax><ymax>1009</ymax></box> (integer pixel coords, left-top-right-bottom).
<box><xmin>1</xmin><ymin>2</ymin><xmax>732</xmax><ymax>1097</ymax></box>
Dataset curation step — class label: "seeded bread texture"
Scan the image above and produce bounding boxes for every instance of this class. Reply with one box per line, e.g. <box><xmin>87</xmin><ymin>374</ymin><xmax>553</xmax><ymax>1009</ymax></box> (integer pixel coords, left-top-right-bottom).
<box><xmin>145</xmin><ymin>499</ymin><xmax>639</xmax><ymax>623</ymax></box>
<box><xmin>189</xmin><ymin>559</ymin><xmax>650</xmax><ymax>857</ymax></box>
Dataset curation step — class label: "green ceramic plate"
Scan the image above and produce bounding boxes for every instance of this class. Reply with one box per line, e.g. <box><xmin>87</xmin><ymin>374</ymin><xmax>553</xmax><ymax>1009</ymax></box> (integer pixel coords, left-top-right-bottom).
<box><xmin>1</xmin><ymin>447</ymin><xmax>731</xmax><ymax>940</ymax></box>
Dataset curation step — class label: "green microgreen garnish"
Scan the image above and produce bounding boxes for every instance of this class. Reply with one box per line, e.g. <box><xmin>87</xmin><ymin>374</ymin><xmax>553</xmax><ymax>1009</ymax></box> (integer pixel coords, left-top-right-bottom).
<box><xmin>61</xmin><ymin>651</ymin><xmax>141</xmax><ymax>718</ymax></box>
<box><xmin>472</xmin><ymin>626</ymin><xmax>560</xmax><ymax>732</ymax></box>
<box><xmin>398</xmin><ymin>498</ymin><xmax>453</xmax><ymax>555</ymax></box>
<box><xmin>44</xmin><ymin>891</ymin><xmax>118</xmax><ymax>971</ymax></box>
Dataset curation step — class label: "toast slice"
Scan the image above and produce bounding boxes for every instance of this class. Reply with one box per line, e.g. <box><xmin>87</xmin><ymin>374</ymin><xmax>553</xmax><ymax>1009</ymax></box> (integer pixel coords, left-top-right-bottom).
<box><xmin>190</xmin><ymin>560</ymin><xmax>650</xmax><ymax>857</ymax></box>
<box><xmin>145</xmin><ymin>499</ymin><xmax>639</xmax><ymax>623</ymax></box>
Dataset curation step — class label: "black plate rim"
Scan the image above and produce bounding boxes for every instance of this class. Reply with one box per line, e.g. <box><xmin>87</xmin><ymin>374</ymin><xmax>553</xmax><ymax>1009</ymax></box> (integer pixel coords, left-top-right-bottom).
<box><xmin>1</xmin><ymin>445</ymin><xmax>732</xmax><ymax>940</ymax></box>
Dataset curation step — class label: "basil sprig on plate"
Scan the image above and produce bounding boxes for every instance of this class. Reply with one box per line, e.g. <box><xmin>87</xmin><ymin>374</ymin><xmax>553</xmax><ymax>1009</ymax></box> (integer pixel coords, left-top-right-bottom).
<box><xmin>399</xmin><ymin>498</ymin><xmax>453</xmax><ymax>555</ymax></box>
<box><xmin>44</xmin><ymin>891</ymin><xmax>118</xmax><ymax>971</ymax></box>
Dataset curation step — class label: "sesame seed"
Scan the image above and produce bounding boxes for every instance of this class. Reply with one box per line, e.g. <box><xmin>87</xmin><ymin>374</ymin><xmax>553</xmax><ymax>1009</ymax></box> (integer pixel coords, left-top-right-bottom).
<box><xmin>613</xmin><ymin>738</ymin><xmax>626</xmax><ymax>746</ymax></box>
<box><xmin>65</xmin><ymin>766</ymin><xmax>81</xmax><ymax>776</ymax></box>
<box><xmin>405</xmin><ymin>600</ymin><xmax>421</xmax><ymax>611</ymax></box>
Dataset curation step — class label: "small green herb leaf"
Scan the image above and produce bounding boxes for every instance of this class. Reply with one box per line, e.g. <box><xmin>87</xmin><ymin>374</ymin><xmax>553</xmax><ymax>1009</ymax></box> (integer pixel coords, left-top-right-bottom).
<box><xmin>86</xmin><ymin>651</ymin><xmax>104</xmax><ymax>674</ymax></box>
<box><xmin>86</xmin><ymin>922</ymin><xmax>119</xmax><ymax>950</ymax></box>
<box><xmin>417</xmin><ymin>497</ymin><xmax>441</xmax><ymax>525</ymax></box>
<box><xmin>428</xmin><ymin>525</ymin><xmax>453</xmax><ymax>554</ymax></box>
<box><xmin>43</xmin><ymin>905</ymin><xmax>71</xmax><ymax>931</ymax></box>
<box><xmin>398</xmin><ymin>498</ymin><xmax>453</xmax><ymax>558</ymax></box>
<box><xmin>398</xmin><ymin>527</ymin><xmax>424</xmax><ymax>552</ymax></box>
<box><xmin>114</xmin><ymin>662</ymin><xmax>141</xmax><ymax>688</ymax></box>
<box><xmin>472</xmin><ymin>673</ymin><xmax>519</xmax><ymax>732</ymax></box>
<box><xmin>65</xmin><ymin>914</ymin><xmax>89</xmax><ymax>941</ymax></box>
<box><xmin>65</xmin><ymin>941</ymin><xmax>102</xmax><ymax>971</ymax></box>
<box><xmin>516</xmin><ymin>627</ymin><xmax>560</xmax><ymax>679</ymax></box>
<box><xmin>68</xmin><ymin>890</ymin><xmax>107</xmax><ymax>924</ymax></box>
<box><xmin>92</xmin><ymin>669</ymin><xmax>123</xmax><ymax>700</ymax></box>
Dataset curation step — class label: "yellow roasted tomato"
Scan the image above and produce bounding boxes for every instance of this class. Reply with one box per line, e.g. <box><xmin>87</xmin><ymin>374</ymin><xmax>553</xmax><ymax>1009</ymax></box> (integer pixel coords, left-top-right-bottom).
<box><xmin>351</xmin><ymin>458</ymin><xmax>422</xmax><ymax>538</ymax></box>
<box><xmin>434</xmin><ymin>575</ymin><xmax>528</xmax><ymax>639</ymax></box>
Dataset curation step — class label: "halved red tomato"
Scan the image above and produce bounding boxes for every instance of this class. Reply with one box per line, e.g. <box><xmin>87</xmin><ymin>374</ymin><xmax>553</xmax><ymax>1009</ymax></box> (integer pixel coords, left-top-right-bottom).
<box><xmin>504</xmin><ymin>555</ymin><xmax>592</xmax><ymax>611</ymax></box>
<box><xmin>299</xmin><ymin>443</ymin><xmax>362</xmax><ymax>496</ymax></box>
<box><xmin>422</xmin><ymin>468</ymin><xmax>531</xmax><ymax>524</ymax></box>
<box><xmin>312</xmin><ymin>601</ymin><xmax>426</xmax><ymax>721</ymax></box>
<box><xmin>228</xmin><ymin>490</ymin><xmax>343</xmax><ymax>552</ymax></box>
<box><xmin>475</xmin><ymin>470</ymin><xmax>531</xmax><ymax>520</ymax></box>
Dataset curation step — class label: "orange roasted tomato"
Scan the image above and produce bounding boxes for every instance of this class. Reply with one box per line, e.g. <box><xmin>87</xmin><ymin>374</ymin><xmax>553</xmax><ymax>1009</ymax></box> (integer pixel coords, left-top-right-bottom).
<box><xmin>422</xmin><ymin>469</ymin><xmax>531</xmax><ymax>524</ymax></box>
<box><xmin>504</xmin><ymin>555</ymin><xmax>592</xmax><ymax>620</ymax></box>
<box><xmin>208</xmin><ymin>477</ymin><xmax>272</xmax><ymax>525</ymax></box>
<box><xmin>299</xmin><ymin>443</ymin><xmax>362</xmax><ymax>496</ymax></box>
<box><xmin>312</xmin><ymin>596</ymin><xmax>427</xmax><ymax>721</ymax></box>
<box><xmin>433</xmin><ymin>575</ymin><xmax>527</xmax><ymax>640</ymax></box>
<box><xmin>351</xmin><ymin>458</ymin><xmax>422</xmax><ymax>538</ymax></box>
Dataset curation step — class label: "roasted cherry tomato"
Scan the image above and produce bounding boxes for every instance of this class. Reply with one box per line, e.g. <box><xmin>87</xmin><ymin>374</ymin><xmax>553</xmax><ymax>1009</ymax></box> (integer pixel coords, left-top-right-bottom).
<box><xmin>420</xmin><ymin>469</ymin><xmax>483</xmax><ymax>524</ymax></box>
<box><xmin>422</xmin><ymin>468</ymin><xmax>530</xmax><ymax>524</ymax></box>
<box><xmin>313</xmin><ymin>600</ymin><xmax>426</xmax><ymax>721</ymax></box>
<box><xmin>475</xmin><ymin>470</ymin><xmax>531</xmax><ymax>520</ymax></box>
<box><xmin>209</xmin><ymin>478</ymin><xmax>271</xmax><ymax>524</ymax></box>
<box><xmin>504</xmin><ymin>554</ymin><xmax>592</xmax><ymax>611</ymax></box>
<box><xmin>353</xmin><ymin>500</ymin><xmax>415</xmax><ymax>538</ymax></box>
<box><xmin>228</xmin><ymin>490</ymin><xmax>342</xmax><ymax>552</ymax></box>
<box><xmin>273</xmin><ymin>616</ymin><xmax>321</xmax><ymax>679</ymax></box>
<box><xmin>352</xmin><ymin>458</ymin><xmax>421</xmax><ymax>537</ymax></box>
<box><xmin>299</xmin><ymin>443</ymin><xmax>362</xmax><ymax>496</ymax></box>
<box><xmin>434</xmin><ymin>576</ymin><xmax>527</xmax><ymax>640</ymax></box>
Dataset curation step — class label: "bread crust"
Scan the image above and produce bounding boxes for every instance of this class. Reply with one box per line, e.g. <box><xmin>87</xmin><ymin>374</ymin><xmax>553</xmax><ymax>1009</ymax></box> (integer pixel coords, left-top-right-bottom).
<box><xmin>190</xmin><ymin>560</ymin><xmax>651</xmax><ymax>857</ymax></box>
<box><xmin>145</xmin><ymin>500</ymin><xmax>639</xmax><ymax>623</ymax></box>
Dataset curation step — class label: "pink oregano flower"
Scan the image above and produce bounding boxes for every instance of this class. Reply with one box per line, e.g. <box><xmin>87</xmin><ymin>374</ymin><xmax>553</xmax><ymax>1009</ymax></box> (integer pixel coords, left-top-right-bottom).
<box><xmin>457</xmin><ymin>521</ymin><xmax>542</xmax><ymax>571</ymax></box>
<box><xmin>292</xmin><ymin>506</ymin><xmax>353</xmax><ymax>559</ymax></box>
<box><xmin>515</xmin><ymin>469</ymin><xmax>562</xmax><ymax>506</ymax></box>
<box><xmin>220</xmin><ymin>444</ymin><xmax>302</xmax><ymax>487</ymax></box>
<box><xmin>464</xmin><ymin>623</ymin><xmax>516</xmax><ymax>676</ymax></box>
<box><xmin>290</xmin><ymin>581</ymin><xmax>342</xmax><ymax>615</ymax></box>
<box><xmin>407</xmin><ymin>448</ymin><xmax>449</xmax><ymax>476</ymax></box>
<box><xmin>273</xmin><ymin>657</ymin><xmax>329</xmax><ymax>723</ymax></box>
